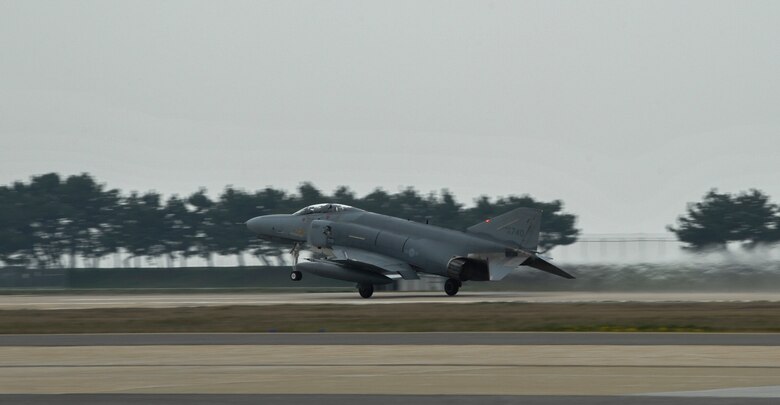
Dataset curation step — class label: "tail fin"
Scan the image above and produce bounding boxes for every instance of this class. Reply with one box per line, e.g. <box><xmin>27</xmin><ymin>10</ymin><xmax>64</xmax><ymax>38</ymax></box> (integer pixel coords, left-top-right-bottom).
<box><xmin>467</xmin><ymin>207</ymin><xmax>542</xmax><ymax>250</ymax></box>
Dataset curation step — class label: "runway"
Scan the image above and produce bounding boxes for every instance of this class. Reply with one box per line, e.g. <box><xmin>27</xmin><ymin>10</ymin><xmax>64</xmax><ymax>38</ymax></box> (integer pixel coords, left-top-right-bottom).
<box><xmin>1</xmin><ymin>332</ymin><xmax>779</xmax><ymax>346</ymax></box>
<box><xmin>2</xmin><ymin>294</ymin><xmax>778</xmax><ymax>403</ymax></box>
<box><xmin>2</xmin><ymin>291</ymin><xmax>778</xmax><ymax>310</ymax></box>
<box><xmin>0</xmin><ymin>394</ymin><xmax>777</xmax><ymax>405</ymax></box>
<box><xmin>0</xmin><ymin>332</ymin><xmax>778</xmax><ymax>403</ymax></box>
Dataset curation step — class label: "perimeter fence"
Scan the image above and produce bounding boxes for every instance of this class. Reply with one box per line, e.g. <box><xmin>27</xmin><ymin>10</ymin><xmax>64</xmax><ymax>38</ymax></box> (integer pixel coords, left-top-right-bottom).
<box><xmin>2</xmin><ymin>233</ymin><xmax>780</xmax><ymax>269</ymax></box>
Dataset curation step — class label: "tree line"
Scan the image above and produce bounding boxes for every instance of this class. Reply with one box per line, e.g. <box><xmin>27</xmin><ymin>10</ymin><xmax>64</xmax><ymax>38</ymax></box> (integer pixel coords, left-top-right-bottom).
<box><xmin>669</xmin><ymin>189</ymin><xmax>780</xmax><ymax>251</ymax></box>
<box><xmin>4</xmin><ymin>173</ymin><xmax>773</xmax><ymax>268</ymax></box>
<box><xmin>0</xmin><ymin>173</ymin><xmax>580</xmax><ymax>268</ymax></box>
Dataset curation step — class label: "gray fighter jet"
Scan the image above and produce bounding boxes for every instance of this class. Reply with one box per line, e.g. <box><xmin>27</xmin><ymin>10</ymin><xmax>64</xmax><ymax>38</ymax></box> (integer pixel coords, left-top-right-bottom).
<box><xmin>246</xmin><ymin>203</ymin><xmax>573</xmax><ymax>298</ymax></box>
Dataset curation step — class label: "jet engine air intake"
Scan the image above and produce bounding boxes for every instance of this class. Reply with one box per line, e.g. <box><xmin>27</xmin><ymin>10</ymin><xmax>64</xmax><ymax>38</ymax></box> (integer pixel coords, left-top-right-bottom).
<box><xmin>307</xmin><ymin>220</ymin><xmax>333</xmax><ymax>248</ymax></box>
<box><xmin>446</xmin><ymin>257</ymin><xmax>490</xmax><ymax>281</ymax></box>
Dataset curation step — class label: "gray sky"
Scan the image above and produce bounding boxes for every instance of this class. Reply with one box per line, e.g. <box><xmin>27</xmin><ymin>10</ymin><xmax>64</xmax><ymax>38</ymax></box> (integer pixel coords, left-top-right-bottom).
<box><xmin>2</xmin><ymin>0</ymin><xmax>779</xmax><ymax>234</ymax></box>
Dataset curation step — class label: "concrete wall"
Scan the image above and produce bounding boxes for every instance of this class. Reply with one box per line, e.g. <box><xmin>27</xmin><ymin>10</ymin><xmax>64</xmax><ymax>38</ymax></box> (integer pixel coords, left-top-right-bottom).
<box><xmin>0</xmin><ymin>267</ymin><xmax>66</xmax><ymax>288</ymax></box>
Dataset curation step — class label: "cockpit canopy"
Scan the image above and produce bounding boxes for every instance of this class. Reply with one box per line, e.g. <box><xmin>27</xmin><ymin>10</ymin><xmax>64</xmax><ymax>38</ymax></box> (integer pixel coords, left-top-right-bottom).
<box><xmin>292</xmin><ymin>203</ymin><xmax>363</xmax><ymax>216</ymax></box>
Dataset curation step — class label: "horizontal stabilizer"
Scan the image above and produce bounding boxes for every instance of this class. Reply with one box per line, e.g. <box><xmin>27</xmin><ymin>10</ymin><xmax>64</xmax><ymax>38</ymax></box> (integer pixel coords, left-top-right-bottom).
<box><xmin>523</xmin><ymin>256</ymin><xmax>575</xmax><ymax>279</ymax></box>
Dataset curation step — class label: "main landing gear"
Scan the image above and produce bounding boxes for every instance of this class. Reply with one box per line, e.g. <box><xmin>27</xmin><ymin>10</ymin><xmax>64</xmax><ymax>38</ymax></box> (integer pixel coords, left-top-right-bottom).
<box><xmin>358</xmin><ymin>283</ymin><xmax>374</xmax><ymax>299</ymax></box>
<box><xmin>444</xmin><ymin>278</ymin><xmax>462</xmax><ymax>296</ymax></box>
<box><xmin>290</xmin><ymin>270</ymin><xmax>303</xmax><ymax>281</ymax></box>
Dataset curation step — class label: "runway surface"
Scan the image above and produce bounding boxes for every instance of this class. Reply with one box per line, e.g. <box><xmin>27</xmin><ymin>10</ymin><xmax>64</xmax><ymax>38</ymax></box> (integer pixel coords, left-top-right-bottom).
<box><xmin>1</xmin><ymin>332</ymin><xmax>779</xmax><ymax>346</ymax></box>
<box><xmin>2</xmin><ymin>291</ymin><xmax>778</xmax><ymax>310</ymax></box>
<box><xmin>1</xmin><ymin>332</ymin><xmax>778</xmax><ymax>401</ymax></box>
<box><xmin>0</xmin><ymin>394</ymin><xmax>777</xmax><ymax>405</ymax></box>
<box><xmin>2</xmin><ymin>292</ymin><xmax>779</xmax><ymax>403</ymax></box>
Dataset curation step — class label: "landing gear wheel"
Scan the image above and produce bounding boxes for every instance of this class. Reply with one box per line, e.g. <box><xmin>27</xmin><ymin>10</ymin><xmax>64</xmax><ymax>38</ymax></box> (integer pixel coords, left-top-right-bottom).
<box><xmin>358</xmin><ymin>284</ymin><xmax>374</xmax><ymax>299</ymax></box>
<box><xmin>289</xmin><ymin>243</ymin><xmax>302</xmax><ymax>282</ymax></box>
<box><xmin>444</xmin><ymin>278</ymin><xmax>460</xmax><ymax>296</ymax></box>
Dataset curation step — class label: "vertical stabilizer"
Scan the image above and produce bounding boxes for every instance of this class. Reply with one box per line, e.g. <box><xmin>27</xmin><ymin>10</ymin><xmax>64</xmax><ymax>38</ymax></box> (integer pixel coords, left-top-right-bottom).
<box><xmin>467</xmin><ymin>207</ymin><xmax>542</xmax><ymax>250</ymax></box>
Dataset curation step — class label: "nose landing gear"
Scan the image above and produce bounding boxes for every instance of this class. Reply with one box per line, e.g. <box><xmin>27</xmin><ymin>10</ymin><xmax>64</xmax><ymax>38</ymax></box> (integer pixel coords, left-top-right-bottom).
<box><xmin>290</xmin><ymin>242</ymin><xmax>302</xmax><ymax>281</ymax></box>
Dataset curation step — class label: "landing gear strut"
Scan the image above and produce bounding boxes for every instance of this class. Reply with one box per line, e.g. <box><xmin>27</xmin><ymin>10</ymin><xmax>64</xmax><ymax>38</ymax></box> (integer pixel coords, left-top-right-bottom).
<box><xmin>444</xmin><ymin>278</ymin><xmax>461</xmax><ymax>296</ymax></box>
<box><xmin>290</xmin><ymin>242</ymin><xmax>302</xmax><ymax>281</ymax></box>
<box><xmin>358</xmin><ymin>283</ymin><xmax>374</xmax><ymax>299</ymax></box>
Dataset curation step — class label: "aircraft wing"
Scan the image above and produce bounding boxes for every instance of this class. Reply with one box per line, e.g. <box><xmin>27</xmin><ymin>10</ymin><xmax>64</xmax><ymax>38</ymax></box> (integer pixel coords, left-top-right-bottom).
<box><xmin>327</xmin><ymin>246</ymin><xmax>420</xmax><ymax>280</ymax></box>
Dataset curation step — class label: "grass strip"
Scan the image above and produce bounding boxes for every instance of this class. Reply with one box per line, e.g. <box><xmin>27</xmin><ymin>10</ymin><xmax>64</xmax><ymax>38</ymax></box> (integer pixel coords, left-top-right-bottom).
<box><xmin>1</xmin><ymin>302</ymin><xmax>780</xmax><ymax>333</ymax></box>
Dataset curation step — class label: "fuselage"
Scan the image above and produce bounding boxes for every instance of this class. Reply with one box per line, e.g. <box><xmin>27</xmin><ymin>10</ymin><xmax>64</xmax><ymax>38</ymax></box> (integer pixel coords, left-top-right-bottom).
<box><xmin>246</xmin><ymin>204</ymin><xmax>513</xmax><ymax>278</ymax></box>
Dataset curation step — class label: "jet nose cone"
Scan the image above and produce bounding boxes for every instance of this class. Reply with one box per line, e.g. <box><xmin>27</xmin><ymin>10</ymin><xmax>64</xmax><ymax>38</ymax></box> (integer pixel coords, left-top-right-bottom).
<box><xmin>246</xmin><ymin>214</ymin><xmax>305</xmax><ymax>242</ymax></box>
<box><xmin>246</xmin><ymin>216</ymin><xmax>270</xmax><ymax>235</ymax></box>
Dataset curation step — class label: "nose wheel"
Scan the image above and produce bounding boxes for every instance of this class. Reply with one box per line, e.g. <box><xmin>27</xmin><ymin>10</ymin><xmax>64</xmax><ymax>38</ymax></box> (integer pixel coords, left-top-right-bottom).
<box><xmin>290</xmin><ymin>243</ymin><xmax>302</xmax><ymax>281</ymax></box>
<box><xmin>444</xmin><ymin>278</ymin><xmax>461</xmax><ymax>296</ymax></box>
<box><xmin>358</xmin><ymin>284</ymin><xmax>374</xmax><ymax>299</ymax></box>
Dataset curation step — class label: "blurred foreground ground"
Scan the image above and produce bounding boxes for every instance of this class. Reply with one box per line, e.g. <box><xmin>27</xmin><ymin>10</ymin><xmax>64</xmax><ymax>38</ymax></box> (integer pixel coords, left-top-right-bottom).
<box><xmin>1</xmin><ymin>335</ymin><xmax>778</xmax><ymax>398</ymax></box>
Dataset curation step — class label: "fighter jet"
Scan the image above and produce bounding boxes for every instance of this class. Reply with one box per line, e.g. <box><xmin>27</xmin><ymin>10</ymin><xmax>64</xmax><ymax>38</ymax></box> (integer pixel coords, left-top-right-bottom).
<box><xmin>246</xmin><ymin>203</ymin><xmax>574</xmax><ymax>298</ymax></box>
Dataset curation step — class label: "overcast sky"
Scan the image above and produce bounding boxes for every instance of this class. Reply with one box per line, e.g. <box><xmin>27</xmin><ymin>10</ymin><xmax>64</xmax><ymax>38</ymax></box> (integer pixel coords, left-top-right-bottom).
<box><xmin>1</xmin><ymin>0</ymin><xmax>779</xmax><ymax>234</ymax></box>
